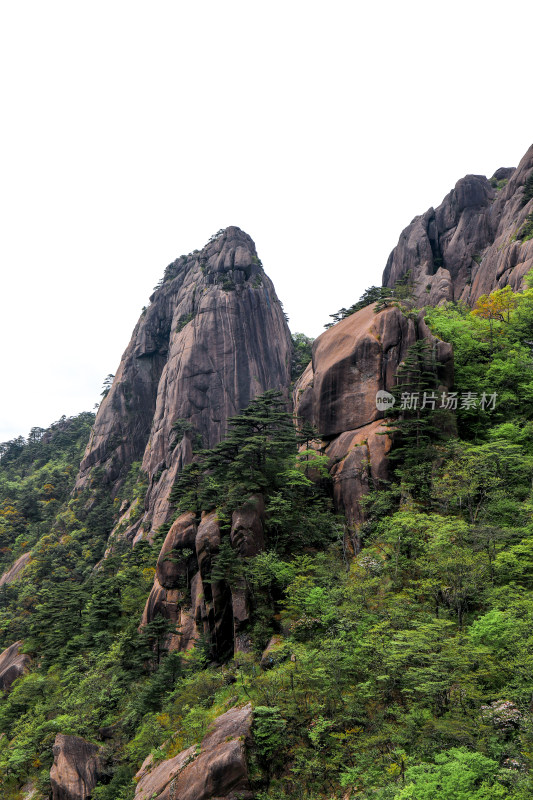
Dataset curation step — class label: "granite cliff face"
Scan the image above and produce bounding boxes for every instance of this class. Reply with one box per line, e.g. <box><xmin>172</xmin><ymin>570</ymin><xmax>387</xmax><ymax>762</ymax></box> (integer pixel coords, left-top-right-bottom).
<box><xmin>76</xmin><ymin>227</ymin><xmax>292</xmax><ymax>538</ymax></box>
<box><xmin>383</xmin><ymin>144</ymin><xmax>533</xmax><ymax>305</ymax></box>
<box><xmin>294</xmin><ymin>304</ymin><xmax>453</xmax><ymax>544</ymax></box>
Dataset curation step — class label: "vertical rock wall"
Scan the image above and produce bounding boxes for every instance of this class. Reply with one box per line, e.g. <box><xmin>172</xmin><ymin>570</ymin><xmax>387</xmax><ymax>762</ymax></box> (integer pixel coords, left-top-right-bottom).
<box><xmin>75</xmin><ymin>227</ymin><xmax>292</xmax><ymax>537</ymax></box>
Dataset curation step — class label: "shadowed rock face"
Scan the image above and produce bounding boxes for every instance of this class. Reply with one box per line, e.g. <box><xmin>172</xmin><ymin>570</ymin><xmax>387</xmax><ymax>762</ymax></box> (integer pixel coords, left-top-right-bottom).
<box><xmin>134</xmin><ymin>704</ymin><xmax>253</xmax><ymax>800</ymax></box>
<box><xmin>75</xmin><ymin>227</ymin><xmax>292</xmax><ymax>537</ymax></box>
<box><xmin>0</xmin><ymin>641</ymin><xmax>30</xmax><ymax>692</ymax></box>
<box><xmin>294</xmin><ymin>304</ymin><xmax>453</xmax><ymax>541</ymax></box>
<box><xmin>141</xmin><ymin>499</ymin><xmax>266</xmax><ymax>657</ymax></box>
<box><xmin>140</xmin><ymin>512</ymin><xmax>206</xmax><ymax>653</ymax></box>
<box><xmin>383</xmin><ymin>144</ymin><xmax>533</xmax><ymax>304</ymax></box>
<box><xmin>50</xmin><ymin>734</ymin><xmax>100</xmax><ymax>800</ymax></box>
<box><xmin>230</xmin><ymin>495</ymin><xmax>265</xmax><ymax>653</ymax></box>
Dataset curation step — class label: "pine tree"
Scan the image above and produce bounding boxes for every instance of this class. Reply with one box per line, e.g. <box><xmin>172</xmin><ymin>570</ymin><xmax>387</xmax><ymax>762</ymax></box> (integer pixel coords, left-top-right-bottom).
<box><xmin>386</xmin><ymin>339</ymin><xmax>449</xmax><ymax>501</ymax></box>
<box><xmin>172</xmin><ymin>390</ymin><xmax>298</xmax><ymax>517</ymax></box>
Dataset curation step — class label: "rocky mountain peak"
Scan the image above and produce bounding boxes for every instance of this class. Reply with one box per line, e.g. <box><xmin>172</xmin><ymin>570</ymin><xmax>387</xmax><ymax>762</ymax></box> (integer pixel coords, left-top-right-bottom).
<box><xmin>158</xmin><ymin>226</ymin><xmax>262</xmax><ymax>294</ymax></box>
<box><xmin>75</xmin><ymin>227</ymin><xmax>292</xmax><ymax>539</ymax></box>
<box><xmin>383</xmin><ymin>143</ymin><xmax>533</xmax><ymax>305</ymax></box>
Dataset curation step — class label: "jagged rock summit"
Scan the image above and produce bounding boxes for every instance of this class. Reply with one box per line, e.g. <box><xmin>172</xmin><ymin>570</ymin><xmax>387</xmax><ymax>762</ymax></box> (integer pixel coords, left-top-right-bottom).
<box><xmin>383</xmin><ymin>144</ymin><xmax>533</xmax><ymax>305</ymax></box>
<box><xmin>75</xmin><ymin>226</ymin><xmax>292</xmax><ymax>538</ymax></box>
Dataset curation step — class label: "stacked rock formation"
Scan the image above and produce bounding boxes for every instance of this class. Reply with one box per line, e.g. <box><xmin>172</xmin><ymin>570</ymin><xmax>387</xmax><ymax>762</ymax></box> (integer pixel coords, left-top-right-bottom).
<box><xmin>141</xmin><ymin>496</ymin><xmax>266</xmax><ymax>657</ymax></box>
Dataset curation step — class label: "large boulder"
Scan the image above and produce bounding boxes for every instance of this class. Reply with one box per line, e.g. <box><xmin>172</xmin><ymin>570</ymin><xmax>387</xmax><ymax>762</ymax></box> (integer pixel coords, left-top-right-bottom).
<box><xmin>325</xmin><ymin>419</ymin><xmax>392</xmax><ymax>532</ymax></box>
<box><xmin>0</xmin><ymin>641</ymin><xmax>30</xmax><ymax>692</ymax></box>
<box><xmin>195</xmin><ymin>510</ymin><xmax>222</xmax><ymax>578</ymax></box>
<box><xmin>294</xmin><ymin>304</ymin><xmax>453</xmax><ymax>540</ymax></box>
<box><xmin>230</xmin><ymin>494</ymin><xmax>265</xmax><ymax>558</ymax></box>
<box><xmin>156</xmin><ymin>511</ymin><xmax>197</xmax><ymax>589</ymax></box>
<box><xmin>140</xmin><ymin>572</ymin><xmax>206</xmax><ymax>653</ymax></box>
<box><xmin>134</xmin><ymin>704</ymin><xmax>253</xmax><ymax>800</ymax></box>
<box><xmin>295</xmin><ymin>304</ymin><xmax>452</xmax><ymax>439</ymax></box>
<box><xmin>50</xmin><ymin>734</ymin><xmax>100</xmax><ymax>800</ymax></box>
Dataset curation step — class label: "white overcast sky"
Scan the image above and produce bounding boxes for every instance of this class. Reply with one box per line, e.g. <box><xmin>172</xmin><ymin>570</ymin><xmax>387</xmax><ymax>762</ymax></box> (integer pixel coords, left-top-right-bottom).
<box><xmin>1</xmin><ymin>1</ymin><xmax>531</xmax><ymax>442</ymax></box>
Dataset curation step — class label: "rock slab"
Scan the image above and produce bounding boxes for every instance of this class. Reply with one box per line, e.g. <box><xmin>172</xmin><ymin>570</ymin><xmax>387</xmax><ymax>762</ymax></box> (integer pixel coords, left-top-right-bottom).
<box><xmin>50</xmin><ymin>734</ymin><xmax>100</xmax><ymax>800</ymax></box>
<box><xmin>134</xmin><ymin>704</ymin><xmax>253</xmax><ymax>800</ymax></box>
<box><xmin>0</xmin><ymin>552</ymin><xmax>31</xmax><ymax>587</ymax></box>
<box><xmin>0</xmin><ymin>641</ymin><xmax>30</xmax><ymax>692</ymax></box>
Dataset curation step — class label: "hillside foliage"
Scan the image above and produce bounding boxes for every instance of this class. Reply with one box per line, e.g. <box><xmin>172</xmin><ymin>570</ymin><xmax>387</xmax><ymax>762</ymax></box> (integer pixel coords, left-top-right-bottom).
<box><xmin>1</xmin><ymin>280</ymin><xmax>533</xmax><ymax>798</ymax></box>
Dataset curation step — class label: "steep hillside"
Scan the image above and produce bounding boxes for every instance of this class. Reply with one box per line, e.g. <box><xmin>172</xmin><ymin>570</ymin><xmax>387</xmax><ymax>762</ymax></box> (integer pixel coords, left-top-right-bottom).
<box><xmin>2</xmin><ymin>146</ymin><xmax>533</xmax><ymax>800</ymax></box>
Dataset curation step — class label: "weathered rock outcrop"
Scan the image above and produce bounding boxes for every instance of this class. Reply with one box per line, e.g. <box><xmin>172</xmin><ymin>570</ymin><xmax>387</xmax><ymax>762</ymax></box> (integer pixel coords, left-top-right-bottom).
<box><xmin>294</xmin><ymin>304</ymin><xmax>453</xmax><ymax>539</ymax></box>
<box><xmin>383</xmin><ymin>144</ymin><xmax>533</xmax><ymax>304</ymax></box>
<box><xmin>325</xmin><ymin>419</ymin><xmax>392</xmax><ymax>533</ymax></box>
<box><xmin>0</xmin><ymin>641</ymin><xmax>30</xmax><ymax>692</ymax></box>
<box><xmin>157</xmin><ymin>511</ymin><xmax>198</xmax><ymax>588</ymax></box>
<box><xmin>142</xmin><ymin>498</ymin><xmax>267</xmax><ymax>657</ymax></box>
<box><xmin>260</xmin><ymin>634</ymin><xmax>285</xmax><ymax>669</ymax></box>
<box><xmin>76</xmin><ymin>227</ymin><xmax>292</xmax><ymax>539</ymax></box>
<box><xmin>50</xmin><ymin>734</ymin><xmax>100</xmax><ymax>800</ymax></box>
<box><xmin>0</xmin><ymin>552</ymin><xmax>31</xmax><ymax>587</ymax></box>
<box><xmin>140</xmin><ymin>512</ymin><xmax>206</xmax><ymax>652</ymax></box>
<box><xmin>134</xmin><ymin>704</ymin><xmax>253</xmax><ymax>800</ymax></box>
<box><xmin>230</xmin><ymin>495</ymin><xmax>265</xmax><ymax>653</ymax></box>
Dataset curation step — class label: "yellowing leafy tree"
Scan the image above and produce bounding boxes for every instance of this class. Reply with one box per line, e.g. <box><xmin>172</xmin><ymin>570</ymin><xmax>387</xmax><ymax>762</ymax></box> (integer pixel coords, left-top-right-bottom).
<box><xmin>473</xmin><ymin>286</ymin><xmax>519</xmax><ymax>324</ymax></box>
<box><xmin>473</xmin><ymin>286</ymin><xmax>519</xmax><ymax>349</ymax></box>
